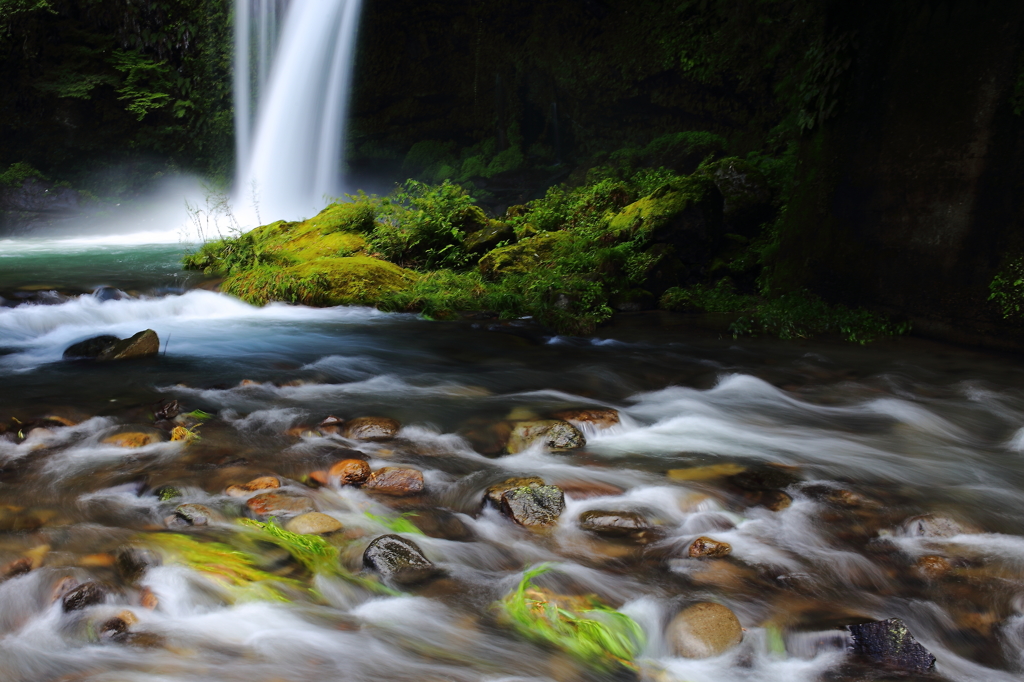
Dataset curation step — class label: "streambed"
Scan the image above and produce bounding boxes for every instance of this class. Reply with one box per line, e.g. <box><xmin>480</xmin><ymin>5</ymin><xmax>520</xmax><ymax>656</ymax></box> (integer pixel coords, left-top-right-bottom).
<box><xmin>1</xmin><ymin>240</ymin><xmax>1023</xmax><ymax>682</ymax></box>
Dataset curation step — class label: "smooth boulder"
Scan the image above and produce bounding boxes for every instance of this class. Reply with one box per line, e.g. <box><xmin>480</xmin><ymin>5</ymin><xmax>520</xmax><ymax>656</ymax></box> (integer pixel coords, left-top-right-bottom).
<box><xmin>62</xmin><ymin>582</ymin><xmax>107</xmax><ymax>612</ymax></box>
<box><xmin>552</xmin><ymin>408</ymin><xmax>620</xmax><ymax>430</ymax></box>
<box><xmin>579</xmin><ymin>509</ymin><xmax>652</xmax><ymax>538</ymax></box>
<box><xmin>500</xmin><ymin>485</ymin><xmax>565</xmax><ymax>527</ymax></box>
<box><xmin>484</xmin><ymin>476</ymin><xmax>545</xmax><ymax>506</ymax></box>
<box><xmin>506</xmin><ymin>420</ymin><xmax>585</xmax><ymax>454</ymax></box>
<box><xmin>284</xmin><ymin>512</ymin><xmax>343</xmax><ymax>535</ymax></box>
<box><xmin>362</xmin><ymin>534</ymin><xmax>438</xmax><ymax>585</ymax></box>
<box><xmin>848</xmin><ymin>618</ymin><xmax>936</xmax><ymax>673</ymax></box>
<box><xmin>342</xmin><ymin>417</ymin><xmax>400</xmax><ymax>441</ymax></box>
<box><xmin>363</xmin><ymin>467</ymin><xmax>424</xmax><ymax>496</ymax></box>
<box><xmin>63</xmin><ymin>335</ymin><xmax>120</xmax><ymax>360</ymax></box>
<box><xmin>245</xmin><ymin>492</ymin><xmax>315</xmax><ymax>518</ymax></box>
<box><xmin>688</xmin><ymin>536</ymin><xmax>732</xmax><ymax>558</ymax></box>
<box><xmin>225</xmin><ymin>476</ymin><xmax>280</xmax><ymax>497</ymax></box>
<box><xmin>327</xmin><ymin>458</ymin><xmax>371</xmax><ymax>485</ymax></box>
<box><xmin>667</xmin><ymin>602</ymin><xmax>743</xmax><ymax>659</ymax></box>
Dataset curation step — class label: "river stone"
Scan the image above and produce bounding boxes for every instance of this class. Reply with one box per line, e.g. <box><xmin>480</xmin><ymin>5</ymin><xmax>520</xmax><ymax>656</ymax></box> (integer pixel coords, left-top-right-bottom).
<box><xmin>552</xmin><ymin>408</ymin><xmax>620</xmax><ymax>430</ymax></box>
<box><xmin>225</xmin><ymin>475</ymin><xmax>280</xmax><ymax>497</ymax></box>
<box><xmin>727</xmin><ymin>464</ymin><xmax>800</xmax><ymax>491</ymax></box>
<box><xmin>342</xmin><ymin>417</ymin><xmax>400</xmax><ymax>441</ymax></box>
<box><xmin>848</xmin><ymin>618</ymin><xmax>936</xmax><ymax>673</ymax></box>
<box><xmin>579</xmin><ymin>510</ymin><xmax>652</xmax><ymax>537</ymax></box>
<box><xmin>500</xmin><ymin>485</ymin><xmax>565</xmax><ymax>527</ymax></box>
<box><xmin>903</xmin><ymin>514</ymin><xmax>966</xmax><ymax>538</ymax></box>
<box><xmin>62</xmin><ymin>582</ymin><xmax>107</xmax><ymax>612</ymax></box>
<box><xmin>363</xmin><ymin>467</ymin><xmax>424</xmax><ymax>496</ymax></box>
<box><xmin>285</xmin><ymin>512</ymin><xmax>343</xmax><ymax>535</ymax></box>
<box><xmin>667</xmin><ymin>602</ymin><xmax>743</xmax><ymax>659</ymax></box>
<box><xmin>362</xmin><ymin>534</ymin><xmax>438</xmax><ymax>585</ymax></box>
<box><xmin>688</xmin><ymin>536</ymin><xmax>732</xmax><ymax>558</ymax></box>
<box><xmin>115</xmin><ymin>547</ymin><xmax>162</xmax><ymax>582</ymax></box>
<box><xmin>506</xmin><ymin>420</ymin><xmax>585</xmax><ymax>453</ymax></box>
<box><xmin>63</xmin><ymin>335</ymin><xmax>120</xmax><ymax>360</ymax></box>
<box><xmin>102</xmin><ymin>427</ymin><xmax>166</xmax><ymax>448</ymax></box>
<box><xmin>1</xmin><ymin>557</ymin><xmax>33</xmax><ymax>581</ymax></box>
<box><xmin>318</xmin><ymin>415</ymin><xmax>344</xmax><ymax>435</ymax></box>
<box><xmin>407</xmin><ymin>509</ymin><xmax>472</xmax><ymax>541</ymax></box>
<box><xmin>485</xmin><ymin>476</ymin><xmax>545</xmax><ymax>506</ymax></box>
<box><xmin>246</xmin><ymin>492</ymin><xmax>315</xmax><ymax>518</ymax></box>
<box><xmin>328</xmin><ymin>458</ymin><xmax>370</xmax><ymax>485</ymax></box>
<box><xmin>173</xmin><ymin>503</ymin><xmax>217</xmax><ymax>526</ymax></box>
<box><xmin>99</xmin><ymin>329</ymin><xmax>160</xmax><ymax>361</ymax></box>
<box><xmin>464</xmin><ymin>219</ymin><xmax>514</xmax><ymax>254</ymax></box>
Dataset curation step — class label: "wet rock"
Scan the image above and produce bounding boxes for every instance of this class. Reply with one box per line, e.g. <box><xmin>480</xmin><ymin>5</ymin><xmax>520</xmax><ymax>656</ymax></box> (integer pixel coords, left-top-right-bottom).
<box><xmin>667</xmin><ymin>602</ymin><xmax>743</xmax><ymax>659</ymax></box>
<box><xmin>915</xmin><ymin>555</ymin><xmax>953</xmax><ymax>579</ymax></box>
<box><xmin>139</xmin><ymin>587</ymin><xmax>158</xmax><ymax>610</ymax></box>
<box><xmin>102</xmin><ymin>427</ymin><xmax>166</xmax><ymax>448</ymax></box>
<box><xmin>407</xmin><ymin>509</ymin><xmax>472</xmax><ymax>541</ymax></box>
<box><xmin>464</xmin><ymin>219</ymin><xmax>514</xmax><ymax>254</ymax></box>
<box><xmin>688</xmin><ymin>536</ymin><xmax>732</xmax><ymax>558</ymax></box>
<box><xmin>62</xmin><ymin>582</ymin><xmax>107</xmax><ymax>612</ymax></box>
<box><xmin>363</xmin><ymin>467</ymin><xmax>424</xmax><ymax>496</ymax></box>
<box><xmin>153</xmin><ymin>400</ymin><xmax>180</xmax><ymax>421</ymax></box>
<box><xmin>172</xmin><ymin>503</ymin><xmax>217</xmax><ymax>527</ymax></box>
<box><xmin>154</xmin><ymin>485</ymin><xmax>182</xmax><ymax>501</ymax></box>
<box><xmin>903</xmin><ymin>514</ymin><xmax>968</xmax><ymax>538</ymax></box>
<box><xmin>284</xmin><ymin>512</ymin><xmax>343</xmax><ymax>535</ymax></box>
<box><xmin>727</xmin><ymin>464</ymin><xmax>800</xmax><ymax>491</ymax></box>
<box><xmin>558</xmin><ymin>480</ymin><xmax>625</xmax><ymax>499</ymax></box>
<box><xmin>362</xmin><ymin>534</ymin><xmax>438</xmax><ymax>585</ymax></box>
<box><xmin>501</xmin><ymin>485</ymin><xmax>565</xmax><ymax>527</ymax></box>
<box><xmin>506</xmin><ymin>420</ymin><xmax>585</xmax><ymax>454</ymax></box>
<box><xmin>848</xmin><ymin>618</ymin><xmax>936</xmax><ymax>673</ymax></box>
<box><xmin>459</xmin><ymin>418</ymin><xmax>513</xmax><ymax>456</ymax></box>
<box><xmin>63</xmin><ymin>335</ymin><xmax>120</xmax><ymax>360</ymax></box>
<box><xmin>342</xmin><ymin>417</ymin><xmax>400</xmax><ymax>441</ymax></box>
<box><xmin>99</xmin><ymin>610</ymin><xmax>137</xmax><ymax>641</ymax></box>
<box><xmin>484</xmin><ymin>476</ymin><xmax>545</xmax><ymax>506</ymax></box>
<box><xmin>706</xmin><ymin>157</ymin><xmax>773</xmax><ymax>237</ymax></box>
<box><xmin>327</xmin><ymin>458</ymin><xmax>371</xmax><ymax>485</ymax></box>
<box><xmin>579</xmin><ymin>510</ymin><xmax>652</xmax><ymax>538</ymax></box>
<box><xmin>756</xmin><ymin>490</ymin><xmax>793</xmax><ymax>512</ymax></box>
<box><xmin>246</xmin><ymin>492</ymin><xmax>315</xmax><ymax>518</ymax></box>
<box><xmin>99</xmin><ymin>330</ymin><xmax>160</xmax><ymax>361</ymax></box>
<box><xmin>552</xmin><ymin>408</ymin><xmax>620</xmax><ymax>430</ymax></box>
<box><xmin>225</xmin><ymin>475</ymin><xmax>280</xmax><ymax>497</ymax></box>
<box><xmin>318</xmin><ymin>415</ymin><xmax>344</xmax><ymax>435</ymax></box>
<box><xmin>115</xmin><ymin>547</ymin><xmax>162</xmax><ymax>583</ymax></box>
<box><xmin>667</xmin><ymin>463</ymin><xmax>747</xmax><ymax>481</ymax></box>
<box><xmin>1</xmin><ymin>557</ymin><xmax>33</xmax><ymax>581</ymax></box>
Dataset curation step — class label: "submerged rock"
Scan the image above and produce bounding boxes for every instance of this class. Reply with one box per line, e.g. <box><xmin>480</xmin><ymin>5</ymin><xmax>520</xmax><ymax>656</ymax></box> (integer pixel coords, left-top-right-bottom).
<box><xmin>1</xmin><ymin>557</ymin><xmax>33</xmax><ymax>581</ymax></box>
<box><xmin>62</xmin><ymin>582</ymin><xmax>107</xmax><ymax>612</ymax></box>
<box><xmin>667</xmin><ymin>602</ymin><xmax>743</xmax><ymax>659</ymax></box>
<box><xmin>688</xmin><ymin>536</ymin><xmax>732</xmax><ymax>558</ymax></box>
<box><xmin>284</xmin><ymin>512</ymin><xmax>343</xmax><ymax>535</ymax></box>
<box><xmin>362</xmin><ymin>534</ymin><xmax>438</xmax><ymax>585</ymax></box>
<box><xmin>506</xmin><ymin>420</ymin><xmax>585</xmax><ymax>453</ymax></box>
<box><xmin>246</xmin><ymin>492</ymin><xmax>315</xmax><ymax>518</ymax></box>
<box><xmin>363</xmin><ymin>467</ymin><xmax>424</xmax><ymax>496</ymax></box>
<box><xmin>171</xmin><ymin>503</ymin><xmax>217</xmax><ymax>527</ymax></box>
<box><xmin>115</xmin><ymin>547</ymin><xmax>161</xmax><ymax>583</ymax></box>
<box><xmin>342</xmin><ymin>417</ymin><xmax>401</xmax><ymax>441</ymax></box>
<box><xmin>225</xmin><ymin>476</ymin><xmax>280</xmax><ymax>497</ymax></box>
<box><xmin>501</xmin><ymin>485</ymin><xmax>565</xmax><ymax>527</ymax></box>
<box><xmin>102</xmin><ymin>427</ymin><xmax>166</xmax><ymax>448</ymax></box>
<box><xmin>848</xmin><ymin>618</ymin><xmax>936</xmax><ymax>673</ymax></box>
<box><xmin>103</xmin><ymin>329</ymin><xmax>160</xmax><ymax>360</ymax></box>
<box><xmin>62</xmin><ymin>335</ymin><xmax>120</xmax><ymax>360</ymax></box>
<box><xmin>579</xmin><ymin>509</ymin><xmax>652</xmax><ymax>538</ymax></box>
<box><xmin>903</xmin><ymin>514</ymin><xmax>969</xmax><ymax>538</ymax></box>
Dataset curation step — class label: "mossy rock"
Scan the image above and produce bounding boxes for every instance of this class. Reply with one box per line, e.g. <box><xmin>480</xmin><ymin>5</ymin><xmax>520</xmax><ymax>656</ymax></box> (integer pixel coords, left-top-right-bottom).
<box><xmin>223</xmin><ymin>256</ymin><xmax>416</xmax><ymax>307</ymax></box>
<box><xmin>478</xmin><ymin>232</ymin><xmax>570</xmax><ymax>278</ymax></box>
<box><xmin>704</xmin><ymin>157</ymin><xmax>773</xmax><ymax>237</ymax></box>
<box><xmin>464</xmin><ymin>220</ymin><xmax>514</xmax><ymax>254</ymax></box>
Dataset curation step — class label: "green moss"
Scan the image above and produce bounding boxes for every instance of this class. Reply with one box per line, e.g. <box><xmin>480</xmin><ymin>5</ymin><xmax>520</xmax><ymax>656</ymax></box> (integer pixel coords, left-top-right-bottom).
<box><xmin>0</xmin><ymin>162</ymin><xmax>45</xmax><ymax>187</ymax></box>
<box><xmin>606</xmin><ymin>176</ymin><xmax>714</xmax><ymax>238</ymax></box>
<box><xmin>989</xmin><ymin>256</ymin><xmax>1024</xmax><ymax>319</ymax></box>
<box><xmin>478</xmin><ymin>232</ymin><xmax>568</xmax><ymax>278</ymax></box>
<box><xmin>223</xmin><ymin>256</ymin><xmax>415</xmax><ymax>307</ymax></box>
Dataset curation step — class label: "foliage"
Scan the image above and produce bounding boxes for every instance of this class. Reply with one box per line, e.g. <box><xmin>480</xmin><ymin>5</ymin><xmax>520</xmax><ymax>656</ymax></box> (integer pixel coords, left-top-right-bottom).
<box><xmin>660</xmin><ymin>279</ymin><xmax>757</xmax><ymax>313</ymax></box>
<box><xmin>364</xmin><ymin>511</ymin><xmax>424</xmax><ymax>535</ymax></box>
<box><xmin>496</xmin><ymin>564</ymin><xmax>645</xmax><ymax>672</ymax></box>
<box><xmin>989</xmin><ymin>257</ymin><xmax>1024</xmax><ymax>319</ymax></box>
<box><xmin>0</xmin><ymin>161</ymin><xmax>44</xmax><ymax>187</ymax></box>
<box><xmin>731</xmin><ymin>290</ymin><xmax>910</xmax><ymax>343</ymax></box>
<box><xmin>146</xmin><ymin>533</ymin><xmax>300</xmax><ymax>602</ymax></box>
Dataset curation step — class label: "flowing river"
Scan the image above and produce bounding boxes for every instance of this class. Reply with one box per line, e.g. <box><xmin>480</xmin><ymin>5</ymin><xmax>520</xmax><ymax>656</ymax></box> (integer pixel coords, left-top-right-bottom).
<box><xmin>1</xmin><ymin>235</ymin><xmax>1023</xmax><ymax>682</ymax></box>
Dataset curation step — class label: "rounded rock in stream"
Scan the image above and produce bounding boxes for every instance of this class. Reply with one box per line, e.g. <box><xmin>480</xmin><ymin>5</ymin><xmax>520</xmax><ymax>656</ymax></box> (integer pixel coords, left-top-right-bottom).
<box><xmin>342</xmin><ymin>417</ymin><xmax>401</xmax><ymax>441</ymax></box>
<box><xmin>102</xmin><ymin>427</ymin><xmax>167</xmax><ymax>448</ymax></box>
<box><xmin>62</xmin><ymin>335</ymin><xmax>120</xmax><ymax>360</ymax></box>
<box><xmin>171</xmin><ymin>503</ymin><xmax>217</xmax><ymax>527</ymax></box>
<box><xmin>688</xmin><ymin>536</ymin><xmax>732</xmax><ymax>558</ymax></box>
<box><xmin>246</xmin><ymin>492</ymin><xmax>315</xmax><ymax>518</ymax></box>
<box><xmin>848</xmin><ymin>618</ymin><xmax>936</xmax><ymax>673</ymax></box>
<box><xmin>62</xmin><ymin>582</ymin><xmax>107</xmax><ymax>612</ymax></box>
<box><xmin>362</xmin><ymin>534</ymin><xmax>438</xmax><ymax>585</ymax></box>
<box><xmin>115</xmin><ymin>547</ymin><xmax>162</xmax><ymax>583</ymax></box>
<box><xmin>506</xmin><ymin>420</ymin><xmax>585</xmax><ymax>454</ymax></box>
<box><xmin>327</xmin><ymin>458</ymin><xmax>371</xmax><ymax>485</ymax></box>
<box><xmin>500</xmin><ymin>485</ymin><xmax>565</xmax><ymax>527</ymax></box>
<box><xmin>225</xmin><ymin>476</ymin><xmax>280</xmax><ymax>497</ymax></box>
<box><xmin>552</xmin><ymin>407</ymin><xmax>620</xmax><ymax>430</ymax></box>
<box><xmin>284</xmin><ymin>512</ymin><xmax>343</xmax><ymax>535</ymax></box>
<box><xmin>578</xmin><ymin>510</ymin><xmax>652</xmax><ymax>538</ymax></box>
<box><xmin>363</xmin><ymin>467</ymin><xmax>424</xmax><ymax>496</ymax></box>
<box><xmin>667</xmin><ymin>602</ymin><xmax>743</xmax><ymax>659</ymax></box>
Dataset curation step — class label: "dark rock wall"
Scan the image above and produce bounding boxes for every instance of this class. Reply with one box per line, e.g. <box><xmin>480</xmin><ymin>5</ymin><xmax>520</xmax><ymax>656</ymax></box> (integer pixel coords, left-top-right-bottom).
<box><xmin>776</xmin><ymin>1</ymin><xmax>1024</xmax><ymax>343</ymax></box>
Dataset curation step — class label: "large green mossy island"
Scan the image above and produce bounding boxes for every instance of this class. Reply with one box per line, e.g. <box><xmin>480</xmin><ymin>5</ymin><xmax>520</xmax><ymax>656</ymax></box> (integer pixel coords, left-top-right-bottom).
<box><xmin>184</xmin><ymin>151</ymin><xmax>907</xmax><ymax>342</ymax></box>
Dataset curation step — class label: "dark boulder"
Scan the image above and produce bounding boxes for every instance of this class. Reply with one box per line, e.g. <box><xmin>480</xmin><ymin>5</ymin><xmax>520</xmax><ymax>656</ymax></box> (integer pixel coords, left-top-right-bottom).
<box><xmin>578</xmin><ymin>509</ymin><xmax>652</xmax><ymax>538</ymax></box>
<box><xmin>706</xmin><ymin>157</ymin><xmax>773</xmax><ymax>237</ymax></box>
<box><xmin>101</xmin><ymin>330</ymin><xmax>160</xmax><ymax>361</ymax></box>
<box><xmin>500</xmin><ymin>485</ymin><xmax>565</xmax><ymax>527</ymax></box>
<box><xmin>848</xmin><ymin>618</ymin><xmax>936</xmax><ymax>673</ymax></box>
<box><xmin>63</xmin><ymin>335</ymin><xmax>120</xmax><ymax>360</ymax></box>
<box><xmin>464</xmin><ymin>220</ymin><xmax>515</xmax><ymax>254</ymax></box>
<box><xmin>115</xmin><ymin>547</ymin><xmax>162</xmax><ymax>583</ymax></box>
<box><xmin>484</xmin><ymin>476</ymin><xmax>545</xmax><ymax>506</ymax></box>
<box><xmin>362</xmin><ymin>534</ymin><xmax>438</xmax><ymax>585</ymax></box>
<box><xmin>62</xmin><ymin>582</ymin><xmax>107</xmax><ymax>612</ymax></box>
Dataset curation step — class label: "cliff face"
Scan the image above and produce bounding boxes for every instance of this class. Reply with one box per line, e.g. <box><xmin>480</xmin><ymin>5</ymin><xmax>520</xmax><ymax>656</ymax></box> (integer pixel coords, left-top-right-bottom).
<box><xmin>775</xmin><ymin>2</ymin><xmax>1024</xmax><ymax>344</ymax></box>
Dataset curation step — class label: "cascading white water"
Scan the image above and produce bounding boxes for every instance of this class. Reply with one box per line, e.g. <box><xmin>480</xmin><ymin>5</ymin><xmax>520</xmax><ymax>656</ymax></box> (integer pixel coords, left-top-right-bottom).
<box><xmin>234</xmin><ymin>0</ymin><xmax>363</xmax><ymax>223</ymax></box>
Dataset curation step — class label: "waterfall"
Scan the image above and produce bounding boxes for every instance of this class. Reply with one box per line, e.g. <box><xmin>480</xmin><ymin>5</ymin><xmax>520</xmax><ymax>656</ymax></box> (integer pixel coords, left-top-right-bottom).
<box><xmin>234</xmin><ymin>0</ymin><xmax>363</xmax><ymax>223</ymax></box>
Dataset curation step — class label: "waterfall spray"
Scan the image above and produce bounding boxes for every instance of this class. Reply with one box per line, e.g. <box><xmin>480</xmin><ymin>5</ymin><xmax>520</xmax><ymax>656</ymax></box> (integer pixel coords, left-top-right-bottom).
<box><xmin>234</xmin><ymin>0</ymin><xmax>364</xmax><ymax>224</ymax></box>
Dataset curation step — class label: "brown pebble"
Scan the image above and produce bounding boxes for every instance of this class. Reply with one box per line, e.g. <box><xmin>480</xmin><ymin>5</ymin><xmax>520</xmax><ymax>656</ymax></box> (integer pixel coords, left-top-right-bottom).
<box><xmin>342</xmin><ymin>417</ymin><xmax>401</xmax><ymax>441</ymax></box>
<box><xmin>139</xmin><ymin>587</ymin><xmax>159</xmax><ymax>610</ymax></box>
<box><xmin>916</xmin><ymin>555</ymin><xmax>952</xmax><ymax>579</ymax></box>
<box><xmin>363</xmin><ymin>467</ymin><xmax>424</xmax><ymax>496</ymax></box>
<box><xmin>1</xmin><ymin>557</ymin><xmax>33</xmax><ymax>581</ymax></box>
<box><xmin>552</xmin><ymin>408</ymin><xmax>620</xmax><ymax>430</ymax></box>
<box><xmin>225</xmin><ymin>476</ymin><xmax>280</xmax><ymax>497</ymax></box>
<box><xmin>688</xmin><ymin>536</ymin><xmax>733</xmax><ymax>558</ymax></box>
<box><xmin>327</xmin><ymin>459</ymin><xmax>371</xmax><ymax>486</ymax></box>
